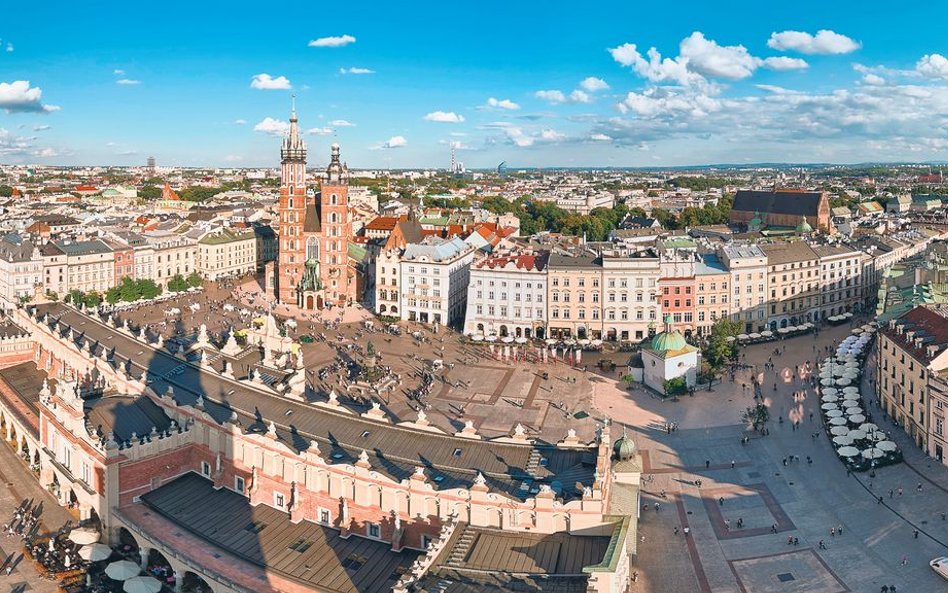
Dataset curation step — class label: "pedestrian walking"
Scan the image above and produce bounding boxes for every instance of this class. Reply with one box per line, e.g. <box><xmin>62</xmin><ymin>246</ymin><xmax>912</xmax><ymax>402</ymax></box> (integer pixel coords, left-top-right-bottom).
<box><xmin>913</xmin><ymin>529</ymin><xmax>919</xmax><ymax>539</ymax></box>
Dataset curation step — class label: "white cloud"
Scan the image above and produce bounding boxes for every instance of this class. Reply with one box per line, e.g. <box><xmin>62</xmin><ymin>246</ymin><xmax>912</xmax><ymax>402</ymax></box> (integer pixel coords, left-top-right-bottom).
<box><xmin>253</xmin><ymin>117</ymin><xmax>290</xmax><ymax>136</ymax></box>
<box><xmin>678</xmin><ymin>32</ymin><xmax>760</xmax><ymax>80</ymax></box>
<box><xmin>762</xmin><ymin>56</ymin><xmax>809</xmax><ymax>71</ymax></box>
<box><xmin>250</xmin><ymin>73</ymin><xmax>292</xmax><ymax>90</ymax></box>
<box><xmin>608</xmin><ymin>42</ymin><xmax>704</xmax><ymax>87</ymax></box>
<box><xmin>579</xmin><ymin>77</ymin><xmax>609</xmax><ymax>92</ymax></box>
<box><xmin>5</xmin><ymin>44</ymin><xmax>13</xmax><ymax>53</ymax></box>
<box><xmin>767</xmin><ymin>30</ymin><xmax>860</xmax><ymax>55</ymax></box>
<box><xmin>116</xmin><ymin>79</ymin><xmax>141</xmax><ymax>85</ymax></box>
<box><xmin>917</xmin><ymin>54</ymin><xmax>948</xmax><ymax>79</ymax></box>
<box><xmin>330</xmin><ymin>119</ymin><xmax>355</xmax><ymax>127</ymax></box>
<box><xmin>616</xmin><ymin>87</ymin><xmax>722</xmax><ymax>118</ymax></box>
<box><xmin>539</xmin><ymin>129</ymin><xmax>566</xmax><ymax>142</ymax></box>
<box><xmin>371</xmin><ymin>135</ymin><xmax>407</xmax><ymax>149</ymax></box>
<box><xmin>33</xmin><ymin>125</ymin><xmax>50</xmax><ymax>131</ymax></box>
<box><xmin>307</xmin><ymin>127</ymin><xmax>333</xmax><ymax>135</ymax></box>
<box><xmin>0</xmin><ymin>127</ymin><xmax>40</xmax><ymax>157</ymax></box>
<box><xmin>33</xmin><ymin>147</ymin><xmax>58</xmax><ymax>158</ymax></box>
<box><xmin>424</xmin><ymin>111</ymin><xmax>465</xmax><ymax>123</ymax></box>
<box><xmin>570</xmin><ymin>89</ymin><xmax>592</xmax><ymax>103</ymax></box>
<box><xmin>862</xmin><ymin>73</ymin><xmax>885</xmax><ymax>86</ymax></box>
<box><xmin>485</xmin><ymin>97</ymin><xmax>520</xmax><ymax>110</ymax></box>
<box><xmin>113</xmin><ymin>69</ymin><xmax>125</xmax><ymax>75</ymax></box>
<box><xmin>308</xmin><ymin>34</ymin><xmax>356</xmax><ymax>48</ymax></box>
<box><xmin>535</xmin><ymin>90</ymin><xmax>567</xmax><ymax>104</ymax></box>
<box><xmin>590</xmin><ymin>133</ymin><xmax>612</xmax><ymax>141</ymax></box>
<box><xmin>0</xmin><ymin>81</ymin><xmax>59</xmax><ymax>113</ymax></box>
<box><xmin>339</xmin><ymin>67</ymin><xmax>374</xmax><ymax>75</ymax></box>
<box><xmin>233</xmin><ymin>119</ymin><xmax>247</xmax><ymax>125</ymax></box>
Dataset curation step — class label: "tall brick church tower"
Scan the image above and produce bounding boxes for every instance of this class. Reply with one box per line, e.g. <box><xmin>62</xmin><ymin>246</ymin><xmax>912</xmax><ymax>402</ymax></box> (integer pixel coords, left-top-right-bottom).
<box><xmin>318</xmin><ymin>143</ymin><xmax>355</xmax><ymax>306</ymax></box>
<box><xmin>276</xmin><ymin>99</ymin><xmax>307</xmax><ymax>304</ymax></box>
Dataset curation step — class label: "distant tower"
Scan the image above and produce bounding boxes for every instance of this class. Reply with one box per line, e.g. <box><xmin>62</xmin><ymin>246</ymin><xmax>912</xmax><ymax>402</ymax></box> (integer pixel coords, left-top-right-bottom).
<box><xmin>277</xmin><ymin>97</ymin><xmax>308</xmax><ymax>304</ymax></box>
<box><xmin>450</xmin><ymin>145</ymin><xmax>456</xmax><ymax>174</ymax></box>
<box><xmin>146</xmin><ymin>156</ymin><xmax>156</xmax><ymax>173</ymax></box>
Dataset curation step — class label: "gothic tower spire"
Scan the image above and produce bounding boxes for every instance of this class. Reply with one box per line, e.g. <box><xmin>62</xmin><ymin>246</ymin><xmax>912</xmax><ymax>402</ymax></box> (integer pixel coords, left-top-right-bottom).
<box><xmin>281</xmin><ymin>96</ymin><xmax>307</xmax><ymax>190</ymax></box>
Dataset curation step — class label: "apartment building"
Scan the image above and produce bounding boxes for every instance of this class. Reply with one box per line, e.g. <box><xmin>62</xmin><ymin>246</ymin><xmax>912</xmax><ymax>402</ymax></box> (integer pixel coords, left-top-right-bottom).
<box><xmin>760</xmin><ymin>242</ymin><xmax>820</xmax><ymax>328</ymax></box>
<box><xmin>600</xmin><ymin>249</ymin><xmax>661</xmax><ymax>341</ymax></box>
<box><xmin>399</xmin><ymin>236</ymin><xmax>475</xmax><ymax>326</ymax></box>
<box><xmin>41</xmin><ymin>239</ymin><xmax>114</xmax><ymax>296</ymax></box>
<box><xmin>812</xmin><ymin>245</ymin><xmax>868</xmax><ymax>319</ymax></box>
<box><xmin>464</xmin><ymin>251</ymin><xmax>548</xmax><ymax>339</ymax></box>
<box><xmin>694</xmin><ymin>253</ymin><xmax>731</xmax><ymax>335</ymax></box>
<box><xmin>719</xmin><ymin>244</ymin><xmax>769</xmax><ymax>333</ymax></box>
<box><xmin>196</xmin><ymin>228</ymin><xmax>257</xmax><ymax>281</ymax></box>
<box><xmin>658</xmin><ymin>239</ymin><xmax>698</xmax><ymax>335</ymax></box>
<box><xmin>0</xmin><ymin>235</ymin><xmax>43</xmax><ymax>309</ymax></box>
<box><xmin>373</xmin><ymin>217</ymin><xmax>423</xmax><ymax>317</ymax></box>
<box><xmin>547</xmin><ymin>254</ymin><xmax>603</xmax><ymax>339</ymax></box>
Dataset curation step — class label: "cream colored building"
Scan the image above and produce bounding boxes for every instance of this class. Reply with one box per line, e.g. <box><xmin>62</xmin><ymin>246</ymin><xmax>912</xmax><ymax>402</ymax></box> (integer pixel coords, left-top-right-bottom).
<box><xmin>760</xmin><ymin>242</ymin><xmax>820</xmax><ymax>329</ymax></box>
<box><xmin>547</xmin><ymin>254</ymin><xmax>603</xmax><ymax>339</ymax></box>
<box><xmin>719</xmin><ymin>244</ymin><xmax>769</xmax><ymax>333</ymax></box>
<box><xmin>694</xmin><ymin>254</ymin><xmax>731</xmax><ymax>335</ymax></box>
<box><xmin>196</xmin><ymin>228</ymin><xmax>256</xmax><ymax>281</ymax></box>
<box><xmin>812</xmin><ymin>245</ymin><xmax>868</xmax><ymax>318</ymax></box>
<box><xmin>146</xmin><ymin>233</ymin><xmax>198</xmax><ymax>286</ymax></box>
<box><xmin>41</xmin><ymin>239</ymin><xmax>114</xmax><ymax>296</ymax></box>
<box><xmin>600</xmin><ymin>249</ymin><xmax>660</xmax><ymax>342</ymax></box>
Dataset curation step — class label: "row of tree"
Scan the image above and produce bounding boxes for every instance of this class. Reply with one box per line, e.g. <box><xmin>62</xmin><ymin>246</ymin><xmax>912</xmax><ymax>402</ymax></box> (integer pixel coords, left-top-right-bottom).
<box><xmin>62</xmin><ymin>273</ymin><xmax>203</xmax><ymax>308</ymax></box>
<box><xmin>167</xmin><ymin>272</ymin><xmax>204</xmax><ymax>293</ymax></box>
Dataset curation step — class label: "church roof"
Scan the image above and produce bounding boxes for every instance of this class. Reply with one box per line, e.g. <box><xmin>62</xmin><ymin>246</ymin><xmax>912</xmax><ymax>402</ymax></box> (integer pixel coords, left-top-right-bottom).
<box><xmin>733</xmin><ymin>190</ymin><xmax>824</xmax><ymax>217</ymax></box>
<box><xmin>303</xmin><ymin>199</ymin><xmax>322</xmax><ymax>233</ymax></box>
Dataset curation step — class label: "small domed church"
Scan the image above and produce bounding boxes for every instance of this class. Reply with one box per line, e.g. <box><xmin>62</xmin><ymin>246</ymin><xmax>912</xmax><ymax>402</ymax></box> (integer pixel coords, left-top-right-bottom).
<box><xmin>641</xmin><ymin>315</ymin><xmax>700</xmax><ymax>394</ymax></box>
<box><xmin>268</xmin><ymin>100</ymin><xmax>357</xmax><ymax>309</ymax></box>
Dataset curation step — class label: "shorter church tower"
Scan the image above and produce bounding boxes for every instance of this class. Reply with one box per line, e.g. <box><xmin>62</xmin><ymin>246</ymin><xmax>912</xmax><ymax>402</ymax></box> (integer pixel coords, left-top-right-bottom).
<box><xmin>318</xmin><ymin>144</ymin><xmax>355</xmax><ymax>305</ymax></box>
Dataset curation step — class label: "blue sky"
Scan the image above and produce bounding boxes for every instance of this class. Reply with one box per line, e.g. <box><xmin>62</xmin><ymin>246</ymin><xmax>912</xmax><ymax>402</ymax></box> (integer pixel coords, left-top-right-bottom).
<box><xmin>3</xmin><ymin>0</ymin><xmax>948</xmax><ymax>168</ymax></box>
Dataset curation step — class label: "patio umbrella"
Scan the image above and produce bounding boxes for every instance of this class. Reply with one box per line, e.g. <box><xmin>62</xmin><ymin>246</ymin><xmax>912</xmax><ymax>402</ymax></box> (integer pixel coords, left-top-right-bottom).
<box><xmin>836</xmin><ymin>378</ymin><xmax>851</xmax><ymax>386</ymax></box>
<box><xmin>826</xmin><ymin>409</ymin><xmax>844</xmax><ymax>418</ymax></box>
<box><xmin>838</xmin><ymin>446</ymin><xmax>860</xmax><ymax>457</ymax></box>
<box><xmin>821</xmin><ymin>378</ymin><xmax>836</xmax><ymax>387</ymax></box>
<box><xmin>79</xmin><ymin>543</ymin><xmax>112</xmax><ymax>562</ymax></box>
<box><xmin>501</xmin><ymin>336</ymin><xmax>514</xmax><ymax>344</ymax></box>
<box><xmin>849</xmin><ymin>414</ymin><xmax>867</xmax><ymax>424</ymax></box>
<box><xmin>821</xmin><ymin>398</ymin><xmax>839</xmax><ymax>406</ymax></box>
<box><xmin>124</xmin><ymin>577</ymin><xmax>162</xmax><ymax>593</ymax></box>
<box><xmin>859</xmin><ymin>422</ymin><xmax>879</xmax><ymax>433</ymax></box>
<box><xmin>106</xmin><ymin>560</ymin><xmax>141</xmax><ymax>581</ymax></box>
<box><xmin>68</xmin><ymin>528</ymin><xmax>100</xmax><ymax>545</ymax></box>
<box><xmin>485</xmin><ymin>335</ymin><xmax>497</xmax><ymax>342</ymax></box>
<box><xmin>847</xmin><ymin>429</ymin><xmax>867</xmax><ymax>441</ymax></box>
<box><xmin>877</xmin><ymin>440</ymin><xmax>898</xmax><ymax>452</ymax></box>
<box><xmin>871</xmin><ymin>431</ymin><xmax>887</xmax><ymax>442</ymax></box>
<box><xmin>726</xmin><ymin>336</ymin><xmax>736</xmax><ymax>342</ymax></box>
<box><xmin>842</xmin><ymin>394</ymin><xmax>860</xmax><ymax>403</ymax></box>
<box><xmin>470</xmin><ymin>335</ymin><xmax>483</xmax><ymax>342</ymax></box>
<box><xmin>845</xmin><ymin>406</ymin><xmax>863</xmax><ymax>416</ymax></box>
<box><xmin>777</xmin><ymin>327</ymin><xmax>789</xmax><ymax>334</ymax></box>
<box><xmin>862</xmin><ymin>448</ymin><xmax>883</xmax><ymax>459</ymax></box>
<box><xmin>829</xmin><ymin>417</ymin><xmax>847</xmax><ymax>426</ymax></box>
<box><xmin>832</xmin><ymin>435</ymin><xmax>853</xmax><ymax>446</ymax></box>
<box><xmin>515</xmin><ymin>337</ymin><xmax>528</xmax><ymax>344</ymax></box>
<box><xmin>822</xmin><ymin>387</ymin><xmax>838</xmax><ymax>396</ymax></box>
<box><xmin>851</xmin><ymin>328</ymin><xmax>863</xmax><ymax>335</ymax></box>
<box><xmin>749</xmin><ymin>333</ymin><xmax>762</xmax><ymax>339</ymax></box>
<box><xmin>737</xmin><ymin>334</ymin><xmax>749</xmax><ymax>341</ymax></box>
<box><xmin>761</xmin><ymin>330</ymin><xmax>773</xmax><ymax>337</ymax></box>
<box><xmin>842</xmin><ymin>386</ymin><xmax>860</xmax><ymax>395</ymax></box>
<box><xmin>830</xmin><ymin>426</ymin><xmax>849</xmax><ymax>436</ymax></box>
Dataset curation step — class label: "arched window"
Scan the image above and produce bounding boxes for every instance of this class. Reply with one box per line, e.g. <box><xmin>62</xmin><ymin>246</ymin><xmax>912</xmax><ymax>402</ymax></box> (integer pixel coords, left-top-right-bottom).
<box><xmin>306</xmin><ymin>237</ymin><xmax>319</xmax><ymax>260</ymax></box>
<box><xmin>330</xmin><ymin>212</ymin><xmax>338</xmax><ymax>223</ymax></box>
<box><xmin>330</xmin><ymin>194</ymin><xmax>338</xmax><ymax>205</ymax></box>
<box><xmin>288</xmin><ymin>198</ymin><xmax>293</xmax><ymax>209</ymax></box>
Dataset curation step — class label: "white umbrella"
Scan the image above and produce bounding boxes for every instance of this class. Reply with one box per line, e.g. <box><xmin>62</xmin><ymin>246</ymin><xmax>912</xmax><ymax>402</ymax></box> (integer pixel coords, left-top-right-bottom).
<box><xmin>859</xmin><ymin>422</ymin><xmax>879</xmax><ymax>433</ymax></box>
<box><xmin>847</xmin><ymin>429</ymin><xmax>867</xmax><ymax>441</ymax></box>
<box><xmin>737</xmin><ymin>334</ymin><xmax>749</xmax><ymax>341</ymax></box>
<box><xmin>749</xmin><ymin>332</ymin><xmax>762</xmax><ymax>339</ymax></box>
<box><xmin>851</xmin><ymin>328</ymin><xmax>863</xmax><ymax>335</ymax></box>
<box><xmin>79</xmin><ymin>543</ymin><xmax>112</xmax><ymax>562</ymax></box>
<box><xmin>545</xmin><ymin>339</ymin><xmax>557</xmax><ymax>345</ymax></box>
<box><xmin>515</xmin><ymin>337</ymin><xmax>528</xmax><ymax>344</ymax></box>
<box><xmin>501</xmin><ymin>336</ymin><xmax>514</xmax><ymax>344</ymax></box>
<box><xmin>826</xmin><ymin>409</ymin><xmax>844</xmax><ymax>418</ymax></box>
<box><xmin>842</xmin><ymin>394</ymin><xmax>860</xmax><ymax>402</ymax></box>
<box><xmin>761</xmin><ymin>330</ymin><xmax>773</xmax><ymax>337</ymax></box>
<box><xmin>68</xmin><ymin>528</ymin><xmax>100</xmax><ymax>545</ymax></box>
<box><xmin>862</xmin><ymin>448</ymin><xmax>883</xmax><ymax>459</ymax></box>
<box><xmin>777</xmin><ymin>327</ymin><xmax>789</xmax><ymax>334</ymax></box>
<box><xmin>830</xmin><ymin>426</ymin><xmax>849</xmax><ymax>436</ymax></box>
<box><xmin>470</xmin><ymin>335</ymin><xmax>483</xmax><ymax>342</ymax></box>
<box><xmin>485</xmin><ymin>335</ymin><xmax>497</xmax><ymax>342</ymax></box>
<box><xmin>871</xmin><ymin>431</ymin><xmax>887</xmax><ymax>442</ymax></box>
<box><xmin>836</xmin><ymin>377</ymin><xmax>851</xmax><ymax>386</ymax></box>
<box><xmin>838</xmin><ymin>446</ymin><xmax>860</xmax><ymax>457</ymax></box>
<box><xmin>849</xmin><ymin>414</ymin><xmax>867</xmax><ymax>424</ymax></box>
<box><xmin>124</xmin><ymin>576</ymin><xmax>162</xmax><ymax>593</ymax></box>
<box><xmin>591</xmin><ymin>339</ymin><xmax>603</xmax><ymax>346</ymax></box>
<box><xmin>832</xmin><ymin>435</ymin><xmax>853</xmax><ymax>446</ymax></box>
<box><xmin>821</xmin><ymin>378</ymin><xmax>836</xmax><ymax>387</ymax></box>
<box><xmin>822</xmin><ymin>387</ymin><xmax>839</xmax><ymax>396</ymax></box>
<box><xmin>726</xmin><ymin>336</ymin><xmax>736</xmax><ymax>342</ymax></box>
<box><xmin>829</xmin><ymin>417</ymin><xmax>847</xmax><ymax>426</ymax></box>
<box><xmin>842</xmin><ymin>386</ymin><xmax>860</xmax><ymax>395</ymax></box>
<box><xmin>577</xmin><ymin>338</ymin><xmax>590</xmax><ymax>346</ymax></box>
<box><xmin>877</xmin><ymin>440</ymin><xmax>898</xmax><ymax>452</ymax></box>
<box><xmin>845</xmin><ymin>406</ymin><xmax>863</xmax><ymax>416</ymax></box>
<box><xmin>821</xmin><ymin>397</ymin><xmax>839</xmax><ymax>405</ymax></box>
<box><xmin>106</xmin><ymin>560</ymin><xmax>141</xmax><ymax>581</ymax></box>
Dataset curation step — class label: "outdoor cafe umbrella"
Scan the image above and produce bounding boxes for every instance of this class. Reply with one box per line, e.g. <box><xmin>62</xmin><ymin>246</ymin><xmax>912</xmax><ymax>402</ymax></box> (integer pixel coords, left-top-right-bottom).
<box><xmin>737</xmin><ymin>334</ymin><xmax>749</xmax><ymax>341</ymax></box>
<box><xmin>836</xmin><ymin>377</ymin><xmax>852</xmax><ymax>386</ymax></box>
<box><xmin>501</xmin><ymin>336</ymin><xmax>514</xmax><ymax>344</ymax></box>
<box><xmin>826</xmin><ymin>409</ymin><xmax>844</xmax><ymax>418</ymax></box>
<box><xmin>470</xmin><ymin>335</ymin><xmax>483</xmax><ymax>342</ymax></box>
<box><xmin>871</xmin><ymin>431</ymin><xmax>887</xmax><ymax>442</ymax></box>
<box><xmin>859</xmin><ymin>422</ymin><xmax>879</xmax><ymax>433</ymax></box>
<box><xmin>829</xmin><ymin>417</ymin><xmax>847</xmax><ymax>426</ymax></box>
<box><xmin>821</xmin><ymin>378</ymin><xmax>836</xmax><ymax>387</ymax></box>
<box><xmin>485</xmin><ymin>335</ymin><xmax>498</xmax><ymax>342</ymax></box>
<box><xmin>106</xmin><ymin>560</ymin><xmax>141</xmax><ymax>581</ymax></box>
<box><xmin>68</xmin><ymin>527</ymin><xmax>100</xmax><ymax>545</ymax></box>
<box><xmin>79</xmin><ymin>543</ymin><xmax>112</xmax><ymax>562</ymax></box>
<box><xmin>842</xmin><ymin>394</ymin><xmax>860</xmax><ymax>402</ymax></box>
<box><xmin>123</xmin><ymin>576</ymin><xmax>162</xmax><ymax>593</ymax></box>
<box><xmin>849</xmin><ymin>413</ymin><xmax>867</xmax><ymax>424</ymax></box>
<box><xmin>832</xmin><ymin>435</ymin><xmax>853</xmax><ymax>446</ymax></box>
<box><xmin>777</xmin><ymin>327</ymin><xmax>789</xmax><ymax>334</ymax></box>
<box><xmin>877</xmin><ymin>440</ymin><xmax>898</xmax><ymax>452</ymax></box>
<box><xmin>749</xmin><ymin>332</ymin><xmax>762</xmax><ymax>339</ymax></box>
<box><xmin>515</xmin><ymin>337</ymin><xmax>528</xmax><ymax>344</ymax></box>
<box><xmin>842</xmin><ymin>386</ymin><xmax>860</xmax><ymax>395</ymax></box>
<box><xmin>830</xmin><ymin>426</ymin><xmax>849</xmax><ymax>436</ymax></box>
<box><xmin>852</xmin><ymin>327</ymin><xmax>863</xmax><ymax>335</ymax></box>
<box><xmin>822</xmin><ymin>387</ymin><xmax>839</xmax><ymax>396</ymax></box>
<box><xmin>862</xmin><ymin>448</ymin><xmax>884</xmax><ymax>460</ymax></box>
<box><xmin>838</xmin><ymin>446</ymin><xmax>860</xmax><ymax>458</ymax></box>
<box><xmin>847</xmin><ymin>429</ymin><xmax>867</xmax><ymax>441</ymax></box>
<box><xmin>761</xmin><ymin>330</ymin><xmax>773</xmax><ymax>337</ymax></box>
<box><xmin>845</xmin><ymin>406</ymin><xmax>863</xmax><ymax>416</ymax></box>
<box><xmin>821</xmin><ymin>399</ymin><xmax>838</xmax><ymax>407</ymax></box>
<box><xmin>726</xmin><ymin>336</ymin><xmax>736</xmax><ymax>342</ymax></box>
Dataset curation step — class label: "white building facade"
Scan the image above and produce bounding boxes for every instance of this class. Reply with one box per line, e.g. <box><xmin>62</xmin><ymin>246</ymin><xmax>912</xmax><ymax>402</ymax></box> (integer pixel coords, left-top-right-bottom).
<box><xmin>463</xmin><ymin>252</ymin><xmax>548</xmax><ymax>339</ymax></box>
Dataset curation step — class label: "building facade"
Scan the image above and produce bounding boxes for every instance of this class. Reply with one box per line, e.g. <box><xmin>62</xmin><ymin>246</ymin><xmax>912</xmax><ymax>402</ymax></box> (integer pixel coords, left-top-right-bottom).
<box><xmin>400</xmin><ymin>236</ymin><xmax>475</xmax><ymax>326</ymax></box>
<box><xmin>196</xmin><ymin>229</ymin><xmax>257</xmax><ymax>281</ymax></box>
<box><xmin>464</xmin><ymin>251</ymin><xmax>548</xmax><ymax>339</ymax></box>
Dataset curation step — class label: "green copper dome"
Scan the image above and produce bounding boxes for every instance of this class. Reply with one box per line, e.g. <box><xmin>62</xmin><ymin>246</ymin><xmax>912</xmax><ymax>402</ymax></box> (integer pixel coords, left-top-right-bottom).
<box><xmin>796</xmin><ymin>216</ymin><xmax>813</xmax><ymax>234</ymax></box>
<box><xmin>651</xmin><ymin>315</ymin><xmax>687</xmax><ymax>352</ymax></box>
<box><xmin>613</xmin><ymin>432</ymin><xmax>636</xmax><ymax>461</ymax></box>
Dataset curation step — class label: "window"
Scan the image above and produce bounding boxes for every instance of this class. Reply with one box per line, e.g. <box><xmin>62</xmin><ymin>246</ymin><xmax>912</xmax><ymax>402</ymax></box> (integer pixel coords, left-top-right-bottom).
<box><xmin>288</xmin><ymin>539</ymin><xmax>313</xmax><ymax>553</ymax></box>
<box><xmin>235</xmin><ymin>476</ymin><xmax>245</xmax><ymax>494</ymax></box>
<box><xmin>201</xmin><ymin>461</ymin><xmax>211</xmax><ymax>477</ymax></box>
<box><xmin>367</xmin><ymin>523</ymin><xmax>381</xmax><ymax>539</ymax></box>
<box><xmin>274</xmin><ymin>492</ymin><xmax>286</xmax><ymax>509</ymax></box>
<box><xmin>319</xmin><ymin>508</ymin><xmax>332</xmax><ymax>525</ymax></box>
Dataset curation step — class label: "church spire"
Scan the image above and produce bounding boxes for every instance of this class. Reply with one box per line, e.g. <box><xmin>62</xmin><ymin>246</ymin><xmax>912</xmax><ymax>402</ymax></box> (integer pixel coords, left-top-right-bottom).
<box><xmin>281</xmin><ymin>96</ymin><xmax>306</xmax><ymax>189</ymax></box>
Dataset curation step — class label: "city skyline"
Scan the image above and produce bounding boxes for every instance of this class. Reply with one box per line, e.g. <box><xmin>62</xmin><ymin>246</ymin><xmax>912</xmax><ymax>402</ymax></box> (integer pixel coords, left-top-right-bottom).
<box><xmin>3</xmin><ymin>1</ymin><xmax>948</xmax><ymax>168</ymax></box>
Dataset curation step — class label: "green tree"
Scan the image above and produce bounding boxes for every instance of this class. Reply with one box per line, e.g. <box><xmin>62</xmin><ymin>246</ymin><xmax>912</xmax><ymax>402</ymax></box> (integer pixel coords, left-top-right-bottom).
<box><xmin>186</xmin><ymin>271</ymin><xmax>203</xmax><ymax>288</ymax></box>
<box><xmin>83</xmin><ymin>291</ymin><xmax>102</xmax><ymax>308</ymax></box>
<box><xmin>663</xmin><ymin>377</ymin><xmax>688</xmax><ymax>396</ymax></box>
<box><xmin>167</xmin><ymin>274</ymin><xmax>188</xmax><ymax>292</ymax></box>
<box><xmin>139</xmin><ymin>185</ymin><xmax>162</xmax><ymax>200</ymax></box>
<box><xmin>139</xmin><ymin>279</ymin><xmax>161</xmax><ymax>299</ymax></box>
<box><xmin>741</xmin><ymin>402</ymin><xmax>770</xmax><ymax>432</ymax></box>
<box><xmin>0</xmin><ymin>185</ymin><xmax>14</xmax><ymax>197</ymax></box>
<box><xmin>105</xmin><ymin>287</ymin><xmax>122</xmax><ymax>305</ymax></box>
<box><xmin>703</xmin><ymin>318</ymin><xmax>742</xmax><ymax>372</ymax></box>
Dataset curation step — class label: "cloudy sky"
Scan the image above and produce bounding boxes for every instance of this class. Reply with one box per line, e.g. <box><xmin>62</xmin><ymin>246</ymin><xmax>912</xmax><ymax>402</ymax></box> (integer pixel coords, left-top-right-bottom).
<box><xmin>2</xmin><ymin>0</ymin><xmax>948</xmax><ymax>168</ymax></box>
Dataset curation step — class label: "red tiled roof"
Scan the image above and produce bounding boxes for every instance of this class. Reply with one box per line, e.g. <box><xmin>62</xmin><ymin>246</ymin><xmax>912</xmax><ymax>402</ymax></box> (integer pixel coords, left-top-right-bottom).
<box><xmin>365</xmin><ymin>216</ymin><xmax>399</xmax><ymax>231</ymax></box>
<box><xmin>882</xmin><ymin>305</ymin><xmax>948</xmax><ymax>364</ymax></box>
<box><xmin>475</xmin><ymin>251</ymin><xmax>549</xmax><ymax>272</ymax></box>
